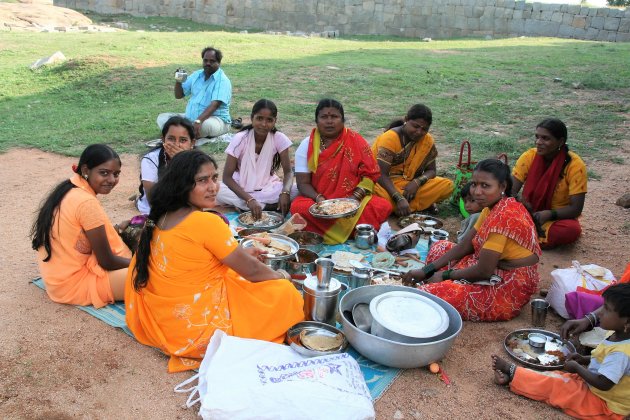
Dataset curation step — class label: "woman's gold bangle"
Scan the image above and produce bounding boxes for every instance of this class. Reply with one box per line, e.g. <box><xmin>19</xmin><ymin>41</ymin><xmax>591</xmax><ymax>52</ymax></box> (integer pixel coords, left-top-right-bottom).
<box><xmin>246</xmin><ymin>197</ymin><xmax>256</xmax><ymax>206</ymax></box>
<box><xmin>315</xmin><ymin>194</ymin><xmax>324</xmax><ymax>202</ymax></box>
<box><xmin>280</xmin><ymin>191</ymin><xmax>290</xmax><ymax>196</ymax></box>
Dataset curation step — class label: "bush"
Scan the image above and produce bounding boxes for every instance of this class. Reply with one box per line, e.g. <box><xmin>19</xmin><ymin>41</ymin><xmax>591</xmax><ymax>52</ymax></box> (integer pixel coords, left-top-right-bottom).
<box><xmin>607</xmin><ymin>0</ymin><xmax>630</xmax><ymax>6</ymax></box>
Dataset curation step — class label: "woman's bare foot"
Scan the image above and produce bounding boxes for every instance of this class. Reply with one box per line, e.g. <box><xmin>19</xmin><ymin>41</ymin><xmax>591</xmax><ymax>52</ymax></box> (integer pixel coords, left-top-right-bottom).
<box><xmin>491</xmin><ymin>354</ymin><xmax>514</xmax><ymax>386</ymax></box>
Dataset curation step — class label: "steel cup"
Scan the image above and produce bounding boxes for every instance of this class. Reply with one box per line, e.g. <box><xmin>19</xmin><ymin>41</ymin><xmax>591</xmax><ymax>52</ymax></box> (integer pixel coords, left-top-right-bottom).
<box><xmin>530</xmin><ymin>299</ymin><xmax>550</xmax><ymax>327</ymax></box>
<box><xmin>315</xmin><ymin>258</ymin><xmax>334</xmax><ymax>289</ymax></box>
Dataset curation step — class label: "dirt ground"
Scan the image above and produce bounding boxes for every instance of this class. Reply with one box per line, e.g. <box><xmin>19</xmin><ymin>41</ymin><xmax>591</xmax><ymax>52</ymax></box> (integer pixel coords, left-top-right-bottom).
<box><xmin>0</xmin><ymin>145</ymin><xmax>628</xmax><ymax>419</ymax></box>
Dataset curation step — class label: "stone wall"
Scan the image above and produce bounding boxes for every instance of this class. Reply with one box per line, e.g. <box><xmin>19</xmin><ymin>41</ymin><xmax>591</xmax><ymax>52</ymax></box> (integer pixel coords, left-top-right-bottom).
<box><xmin>54</xmin><ymin>0</ymin><xmax>630</xmax><ymax>42</ymax></box>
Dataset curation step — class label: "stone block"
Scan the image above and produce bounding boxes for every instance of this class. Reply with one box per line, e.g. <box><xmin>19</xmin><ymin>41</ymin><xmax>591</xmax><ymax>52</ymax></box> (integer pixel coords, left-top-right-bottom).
<box><xmin>508</xmin><ymin>18</ymin><xmax>524</xmax><ymax>33</ymax></box>
<box><xmin>551</xmin><ymin>11</ymin><xmax>563</xmax><ymax>23</ymax></box>
<box><xmin>495</xmin><ymin>17</ymin><xmax>508</xmax><ymax>32</ymax></box>
<box><xmin>479</xmin><ymin>15</ymin><xmax>495</xmax><ymax>31</ymax></box>
<box><xmin>558</xmin><ymin>24</ymin><xmax>574</xmax><ymax>38</ymax></box>
<box><xmin>466</xmin><ymin>17</ymin><xmax>480</xmax><ymax>30</ymax></box>
<box><xmin>596</xmin><ymin>8</ymin><xmax>608</xmax><ymax>17</ymax></box>
<box><xmin>454</xmin><ymin>5</ymin><xmax>465</xmax><ymax>16</ymax></box>
<box><xmin>513</xmin><ymin>10</ymin><xmax>523</xmax><ymax>20</ymax></box>
<box><xmin>567</xmin><ymin>5</ymin><xmax>580</xmax><ymax>14</ymax></box>
<box><xmin>484</xmin><ymin>6</ymin><xmax>495</xmax><ymax>18</ymax></box>
<box><xmin>588</xmin><ymin>8</ymin><xmax>598</xmax><ymax>17</ymax></box>
<box><xmin>504</xmin><ymin>0</ymin><xmax>515</xmax><ymax>8</ymax></box>
<box><xmin>572</xmin><ymin>27</ymin><xmax>588</xmax><ymax>38</ymax></box>
<box><xmin>562</xmin><ymin>13</ymin><xmax>573</xmax><ymax>25</ymax></box>
<box><xmin>559</xmin><ymin>4</ymin><xmax>568</xmax><ymax>12</ymax></box>
<box><xmin>616</xmin><ymin>32</ymin><xmax>630</xmax><ymax>42</ymax></box>
<box><xmin>363</xmin><ymin>0</ymin><xmax>374</xmax><ymax>11</ymax></box>
<box><xmin>595</xmin><ymin>29</ymin><xmax>611</xmax><ymax>41</ymax></box>
<box><xmin>531</xmin><ymin>2</ymin><xmax>542</xmax><ymax>12</ymax></box>
<box><xmin>619</xmin><ymin>18</ymin><xmax>630</xmax><ymax>33</ymax></box>
<box><xmin>591</xmin><ymin>16</ymin><xmax>604</xmax><ymax>29</ymax></box>
<box><xmin>540</xmin><ymin>11</ymin><xmax>553</xmax><ymax>21</ymax></box>
<box><xmin>585</xmin><ymin>27</ymin><xmax>599</xmax><ymax>39</ymax></box>
<box><xmin>572</xmin><ymin>16</ymin><xmax>587</xmax><ymax>29</ymax></box>
<box><xmin>604</xmin><ymin>17</ymin><xmax>620</xmax><ymax>31</ymax></box>
<box><xmin>454</xmin><ymin>14</ymin><xmax>466</xmax><ymax>29</ymax></box>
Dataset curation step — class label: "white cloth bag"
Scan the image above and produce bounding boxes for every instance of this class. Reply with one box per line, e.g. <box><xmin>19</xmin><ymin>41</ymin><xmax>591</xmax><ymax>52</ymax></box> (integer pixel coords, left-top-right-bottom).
<box><xmin>546</xmin><ymin>260</ymin><xmax>616</xmax><ymax>319</ymax></box>
<box><xmin>175</xmin><ymin>330</ymin><xmax>375</xmax><ymax>420</ymax></box>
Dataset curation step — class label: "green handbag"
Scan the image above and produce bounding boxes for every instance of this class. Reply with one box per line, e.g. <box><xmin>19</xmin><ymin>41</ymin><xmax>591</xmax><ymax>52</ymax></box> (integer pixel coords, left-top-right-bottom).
<box><xmin>450</xmin><ymin>140</ymin><xmax>475</xmax><ymax>217</ymax></box>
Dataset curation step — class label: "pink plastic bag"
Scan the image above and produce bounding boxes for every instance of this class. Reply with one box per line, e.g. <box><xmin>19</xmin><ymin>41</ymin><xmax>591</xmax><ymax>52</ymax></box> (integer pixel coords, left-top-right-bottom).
<box><xmin>564</xmin><ymin>291</ymin><xmax>604</xmax><ymax>320</ymax></box>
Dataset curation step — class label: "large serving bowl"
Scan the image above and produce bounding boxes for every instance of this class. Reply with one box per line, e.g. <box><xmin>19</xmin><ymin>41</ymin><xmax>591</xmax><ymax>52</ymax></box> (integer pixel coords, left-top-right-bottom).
<box><xmin>339</xmin><ymin>284</ymin><xmax>462</xmax><ymax>368</ymax></box>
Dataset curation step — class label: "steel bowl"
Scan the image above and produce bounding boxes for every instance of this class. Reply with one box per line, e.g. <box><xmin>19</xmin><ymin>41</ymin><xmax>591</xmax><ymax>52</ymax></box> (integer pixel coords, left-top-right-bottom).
<box><xmin>285</xmin><ymin>249</ymin><xmax>319</xmax><ymax>291</ymax></box>
<box><xmin>288</xmin><ymin>231</ymin><xmax>324</xmax><ymax>253</ymax></box>
<box><xmin>237</xmin><ymin>227</ymin><xmax>268</xmax><ymax>238</ymax></box>
<box><xmin>339</xmin><ymin>284</ymin><xmax>462</xmax><ymax>368</ymax></box>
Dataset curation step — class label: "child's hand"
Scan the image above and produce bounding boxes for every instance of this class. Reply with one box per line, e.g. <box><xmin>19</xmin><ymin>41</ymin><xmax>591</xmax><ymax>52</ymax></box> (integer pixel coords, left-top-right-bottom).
<box><xmin>564</xmin><ymin>360</ymin><xmax>582</xmax><ymax>373</ymax></box>
<box><xmin>567</xmin><ymin>353</ymin><xmax>590</xmax><ymax>365</ymax></box>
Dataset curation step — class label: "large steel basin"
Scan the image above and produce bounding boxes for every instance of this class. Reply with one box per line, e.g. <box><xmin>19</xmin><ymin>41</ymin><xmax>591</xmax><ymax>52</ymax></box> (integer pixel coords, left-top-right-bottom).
<box><xmin>340</xmin><ymin>284</ymin><xmax>462</xmax><ymax>369</ymax></box>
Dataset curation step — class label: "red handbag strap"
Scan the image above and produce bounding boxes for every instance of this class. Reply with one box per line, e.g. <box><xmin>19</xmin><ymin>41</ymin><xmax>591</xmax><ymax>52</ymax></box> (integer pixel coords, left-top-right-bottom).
<box><xmin>497</xmin><ymin>153</ymin><xmax>509</xmax><ymax>165</ymax></box>
<box><xmin>458</xmin><ymin>140</ymin><xmax>471</xmax><ymax>167</ymax></box>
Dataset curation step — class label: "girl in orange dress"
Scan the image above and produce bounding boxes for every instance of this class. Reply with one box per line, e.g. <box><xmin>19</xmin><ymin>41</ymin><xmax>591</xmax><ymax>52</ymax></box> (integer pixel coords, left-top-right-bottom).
<box><xmin>125</xmin><ymin>149</ymin><xmax>304</xmax><ymax>372</ymax></box>
<box><xmin>31</xmin><ymin>144</ymin><xmax>131</xmax><ymax>308</ymax></box>
<box><xmin>402</xmin><ymin>159</ymin><xmax>541</xmax><ymax>321</ymax></box>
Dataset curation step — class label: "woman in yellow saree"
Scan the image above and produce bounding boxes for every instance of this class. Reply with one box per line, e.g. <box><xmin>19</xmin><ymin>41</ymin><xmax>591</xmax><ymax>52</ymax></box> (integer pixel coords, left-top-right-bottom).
<box><xmin>372</xmin><ymin>104</ymin><xmax>453</xmax><ymax>216</ymax></box>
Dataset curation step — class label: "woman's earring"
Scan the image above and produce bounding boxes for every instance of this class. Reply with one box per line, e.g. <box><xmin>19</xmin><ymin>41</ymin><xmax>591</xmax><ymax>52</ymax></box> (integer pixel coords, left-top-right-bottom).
<box><xmin>83</xmin><ymin>174</ymin><xmax>88</xmax><ymax>180</ymax></box>
<box><xmin>501</xmin><ymin>191</ymin><xmax>505</xmax><ymax>196</ymax></box>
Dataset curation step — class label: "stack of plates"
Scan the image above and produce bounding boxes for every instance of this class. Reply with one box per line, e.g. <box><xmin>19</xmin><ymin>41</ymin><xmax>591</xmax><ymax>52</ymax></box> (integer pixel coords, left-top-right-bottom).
<box><xmin>369</xmin><ymin>291</ymin><xmax>449</xmax><ymax>344</ymax></box>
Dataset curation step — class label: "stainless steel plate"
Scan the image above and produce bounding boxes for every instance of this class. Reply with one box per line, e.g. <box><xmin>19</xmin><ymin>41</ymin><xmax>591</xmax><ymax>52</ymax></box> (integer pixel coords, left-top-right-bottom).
<box><xmin>309</xmin><ymin>198</ymin><xmax>360</xmax><ymax>219</ymax></box>
<box><xmin>145</xmin><ymin>139</ymin><xmax>162</xmax><ymax>148</ymax></box>
<box><xmin>240</xmin><ymin>233</ymin><xmax>299</xmax><ymax>259</ymax></box>
<box><xmin>398</xmin><ymin>213</ymin><xmax>444</xmax><ymax>230</ymax></box>
<box><xmin>504</xmin><ymin>328</ymin><xmax>576</xmax><ymax>371</ymax></box>
<box><xmin>286</xmin><ymin>321</ymin><xmax>348</xmax><ymax>357</ymax></box>
<box><xmin>237</xmin><ymin>211</ymin><xmax>285</xmax><ymax>230</ymax></box>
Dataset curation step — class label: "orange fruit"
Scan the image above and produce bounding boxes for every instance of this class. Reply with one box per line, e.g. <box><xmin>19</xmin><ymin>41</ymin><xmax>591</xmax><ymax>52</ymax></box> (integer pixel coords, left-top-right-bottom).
<box><xmin>429</xmin><ymin>362</ymin><xmax>440</xmax><ymax>374</ymax></box>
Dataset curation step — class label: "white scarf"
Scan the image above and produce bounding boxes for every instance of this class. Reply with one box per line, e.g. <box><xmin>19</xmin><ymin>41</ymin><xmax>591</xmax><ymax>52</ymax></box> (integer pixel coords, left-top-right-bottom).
<box><xmin>240</xmin><ymin>129</ymin><xmax>276</xmax><ymax>193</ymax></box>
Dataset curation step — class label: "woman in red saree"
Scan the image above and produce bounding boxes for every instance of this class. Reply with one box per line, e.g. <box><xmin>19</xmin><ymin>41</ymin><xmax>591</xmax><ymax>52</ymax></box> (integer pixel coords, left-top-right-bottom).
<box><xmin>512</xmin><ymin>118</ymin><xmax>587</xmax><ymax>248</ymax></box>
<box><xmin>402</xmin><ymin>159</ymin><xmax>541</xmax><ymax>321</ymax></box>
<box><xmin>291</xmin><ymin>99</ymin><xmax>392</xmax><ymax>244</ymax></box>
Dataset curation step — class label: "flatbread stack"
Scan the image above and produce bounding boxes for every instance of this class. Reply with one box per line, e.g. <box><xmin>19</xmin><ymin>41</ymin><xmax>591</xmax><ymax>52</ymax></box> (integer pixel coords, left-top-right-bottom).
<box><xmin>331</xmin><ymin>251</ymin><xmax>364</xmax><ymax>272</ymax></box>
<box><xmin>299</xmin><ymin>330</ymin><xmax>344</xmax><ymax>351</ymax></box>
<box><xmin>249</xmin><ymin>233</ymin><xmax>292</xmax><ymax>255</ymax></box>
<box><xmin>273</xmin><ymin>213</ymin><xmax>307</xmax><ymax>236</ymax></box>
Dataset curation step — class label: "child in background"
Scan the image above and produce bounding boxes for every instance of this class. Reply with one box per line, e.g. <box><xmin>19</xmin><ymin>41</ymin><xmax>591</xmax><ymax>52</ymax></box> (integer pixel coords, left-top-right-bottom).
<box><xmin>456</xmin><ymin>182</ymin><xmax>483</xmax><ymax>243</ymax></box>
<box><xmin>492</xmin><ymin>283</ymin><xmax>630</xmax><ymax>419</ymax></box>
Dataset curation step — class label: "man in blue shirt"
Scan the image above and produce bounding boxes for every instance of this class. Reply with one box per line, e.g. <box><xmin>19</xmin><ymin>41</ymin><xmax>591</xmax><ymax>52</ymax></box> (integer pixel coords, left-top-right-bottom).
<box><xmin>157</xmin><ymin>46</ymin><xmax>232</xmax><ymax>140</ymax></box>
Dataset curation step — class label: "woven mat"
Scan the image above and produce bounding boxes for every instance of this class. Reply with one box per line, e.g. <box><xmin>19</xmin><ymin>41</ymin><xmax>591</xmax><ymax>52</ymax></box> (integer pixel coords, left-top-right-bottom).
<box><xmin>31</xmin><ymin>278</ymin><xmax>400</xmax><ymax>400</ymax></box>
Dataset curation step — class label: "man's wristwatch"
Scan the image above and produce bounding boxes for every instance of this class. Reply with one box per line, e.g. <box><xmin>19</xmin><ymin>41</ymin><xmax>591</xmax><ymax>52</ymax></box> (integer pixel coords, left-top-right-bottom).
<box><xmin>194</xmin><ymin>119</ymin><xmax>202</xmax><ymax>124</ymax></box>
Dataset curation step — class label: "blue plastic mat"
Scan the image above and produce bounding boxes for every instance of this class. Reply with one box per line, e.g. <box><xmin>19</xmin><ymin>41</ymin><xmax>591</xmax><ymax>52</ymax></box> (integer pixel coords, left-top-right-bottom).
<box><xmin>31</xmin><ymin>278</ymin><xmax>400</xmax><ymax>400</ymax></box>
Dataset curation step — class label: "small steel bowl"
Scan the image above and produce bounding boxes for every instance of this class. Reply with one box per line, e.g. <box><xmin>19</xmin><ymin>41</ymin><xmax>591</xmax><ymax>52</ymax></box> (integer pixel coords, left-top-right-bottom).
<box><xmin>528</xmin><ymin>333</ymin><xmax>548</xmax><ymax>349</ymax></box>
<box><xmin>237</xmin><ymin>227</ymin><xmax>268</xmax><ymax>238</ymax></box>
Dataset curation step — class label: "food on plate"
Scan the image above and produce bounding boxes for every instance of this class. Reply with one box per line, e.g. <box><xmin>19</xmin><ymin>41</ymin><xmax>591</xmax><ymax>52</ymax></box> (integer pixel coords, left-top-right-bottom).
<box><xmin>239</xmin><ymin>211</ymin><xmax>284</xmax><ymax>228</ymax></box>
<box><xmin>247</xmin><ymin>233</ymin><xmax>292</xmax><ymax>256</ymax></box>
<box><xmin>331</xmin><ymin>251</ymin><xmax>364</xmax><ymax>272</ymax></box>
<box><xmin>506</xmin><ymin>333</ymin><xmax>568</xmax><ymax>367</ymax></box>
<box><xmin>311</xmin><ymin>199</ymin><xmax>359</xmax><ymax>216</ymax></box>
<box><xmin>299</xmin><ymin>330</ymin><xmax>344</xmax><ymax>351</ymax></box>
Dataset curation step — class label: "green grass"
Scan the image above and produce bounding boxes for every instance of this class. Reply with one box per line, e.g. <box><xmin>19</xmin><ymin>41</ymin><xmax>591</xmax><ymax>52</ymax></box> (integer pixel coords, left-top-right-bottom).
<box><xmin>1</xmin><ymin>13</ymin><xmax>629</xmax><ymax>166</ymax></box>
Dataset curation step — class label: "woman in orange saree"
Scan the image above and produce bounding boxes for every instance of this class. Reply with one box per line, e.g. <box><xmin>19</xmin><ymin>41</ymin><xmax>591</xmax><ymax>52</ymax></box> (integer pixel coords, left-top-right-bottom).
<box><xmin>290</xmin><ymin>99</ymin><xmax>392</xmax><ymax>244</ymax></box>
<box><xmin>125</xmin><ymin>150</ymin><xmax>304</xmax><ymax>372</ymax></box>
<box><xmin>402</xmin><ymin>159</ymin><xmax>541</xmax><ymax>321</ymax></box>
<box><xmin>512</xmin><ymin>118</ymin><xmax>587</xmax><ymax>248</ymax></box>
<box><xmin>372</xmin><ymin>104</ymin><xmax>453</xmax><ymax>216</ymax></box>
